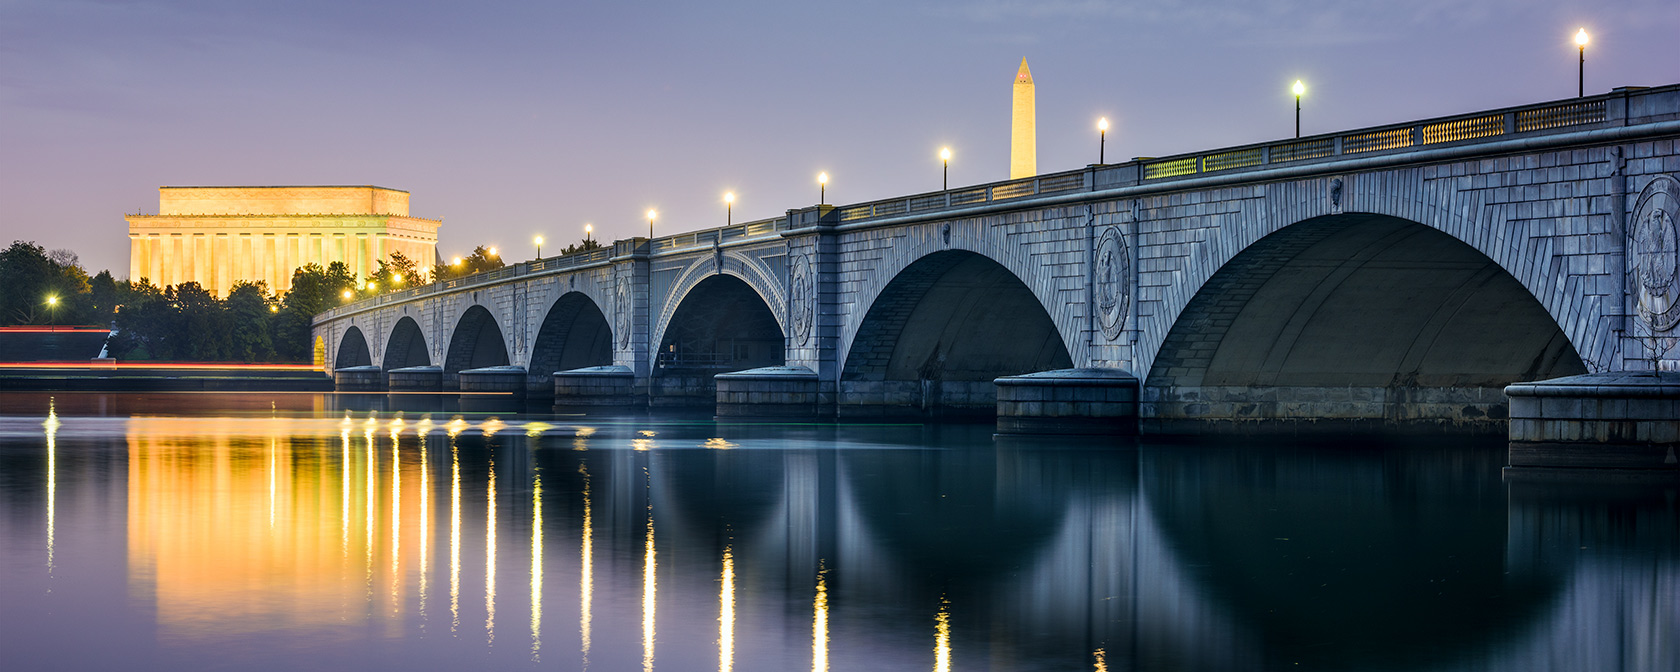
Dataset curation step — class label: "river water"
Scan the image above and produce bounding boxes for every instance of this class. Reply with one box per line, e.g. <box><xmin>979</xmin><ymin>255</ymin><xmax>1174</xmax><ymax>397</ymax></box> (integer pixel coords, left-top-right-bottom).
<box><xmin>0</xmin><ymin>392</ymin><xmax>1673</xmax><ymax>671</ymax></box>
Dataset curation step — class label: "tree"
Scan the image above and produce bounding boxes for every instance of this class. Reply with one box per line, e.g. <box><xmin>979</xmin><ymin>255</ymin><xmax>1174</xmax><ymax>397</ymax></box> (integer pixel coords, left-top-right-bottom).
<box><xmin>275</xmin><ymin>262</ymin><xmax>357</xmax><ymax>361</ymax></box>
<box><xmin>226</xmin><ymin>281</ymin><xmax>278</xmax><ymax>361</ymax></box>
<box><xmin>368</xmin><ymin>251</ymin><xmax>422</xmax><ymax>294</ymax></box>
<box><xmin>559</xmin><ymin>237</ymin><xmax>604</xmax><ymax>256</ymax></box>
<box><xmin>169</xmin><ymin>282</ymin><xmax>231</xmax><ymax>360</ymax></box>
<box><xmin>435</xmin><ymin>245</ymin><xmax>504</xmax><ymax>280</ymax></box>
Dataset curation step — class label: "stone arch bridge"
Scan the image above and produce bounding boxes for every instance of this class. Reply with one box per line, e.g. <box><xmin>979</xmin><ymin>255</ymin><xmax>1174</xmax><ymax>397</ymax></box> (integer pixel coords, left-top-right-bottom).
<box><xmin>315</xmin><ymin>86</ymin><xmax>1680</xmax><ymax>445</ymax></box>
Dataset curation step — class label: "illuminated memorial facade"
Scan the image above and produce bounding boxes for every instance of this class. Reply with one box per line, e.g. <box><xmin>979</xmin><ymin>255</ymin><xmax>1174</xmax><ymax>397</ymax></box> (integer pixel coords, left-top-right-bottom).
<box><xmin>126</xmin><ymin>186</ymin><xmax>441</xmax><ymax>296</ymax></box>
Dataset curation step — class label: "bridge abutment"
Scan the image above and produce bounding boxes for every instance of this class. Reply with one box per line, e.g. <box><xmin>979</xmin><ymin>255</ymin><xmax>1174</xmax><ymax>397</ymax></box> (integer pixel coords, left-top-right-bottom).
<box><xmin>995</xmin><ymin>368</ymin><xmax>1139</xmax><ymax>435</ymax></box>
<box><xmin>1506</xmin><ymin>372</ymin><xmax>1680</xmax><ymax>474</ymax></box>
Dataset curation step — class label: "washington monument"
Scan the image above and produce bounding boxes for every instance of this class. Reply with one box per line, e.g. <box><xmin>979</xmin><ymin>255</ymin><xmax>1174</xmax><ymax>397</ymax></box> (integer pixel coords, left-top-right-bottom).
<box><xmin>1010</xmin><ymin>58</ymin><xmax>1036</xmax><ymax>179</ymax></box>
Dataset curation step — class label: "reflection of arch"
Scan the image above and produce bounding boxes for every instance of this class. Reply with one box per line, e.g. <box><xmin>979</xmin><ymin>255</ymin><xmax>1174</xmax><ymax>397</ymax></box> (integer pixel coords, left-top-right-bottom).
<box><xmin>335</xmin><ymin>326</ymin><xmax>371</xmax><ymax>368</ymax></box>
<box><xmin>1144</xmin><ymin>214</ymin><xmax>1585</xmax><ymax>426</ymax></box>
<box><xmin>382</xmin><ymin>316</ymin><xmax>429</xmax><ymax>370</ymax></box>
<box><xmin>443</xmin><ymin>305</ymin><xmax>510</xmax><ymax>375</ymax></box>
<box><xmin>840</xmin><ymin>250</ymin><xmax>1072</xmax><ymax>414</ymax></box>
<box><xmin>529</xmin><ymin>292</ymin><xmax>613</xmax><ymax>381</ymax></box>
<box><xmin>656</xmin><ymin>274</ymin><xmax>785</xmax><ymax>374</ymax></box>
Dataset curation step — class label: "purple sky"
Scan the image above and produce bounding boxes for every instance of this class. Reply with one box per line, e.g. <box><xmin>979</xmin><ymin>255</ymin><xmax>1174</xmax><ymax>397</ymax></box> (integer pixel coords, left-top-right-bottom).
<box><xmin>3</xmin><ymin>0</ymin><xmax>1675</xmax><ymax>278</ymax></box>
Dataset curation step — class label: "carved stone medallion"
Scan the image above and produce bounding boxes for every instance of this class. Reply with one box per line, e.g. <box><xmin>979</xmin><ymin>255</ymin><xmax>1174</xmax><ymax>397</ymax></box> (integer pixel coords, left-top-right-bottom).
<box><xmin>1631</xmin><ymin>175</ymin><xmax>1680</xmax><ymax>332</ymax></box>
<box><xmin>616</xmin><ymin>280</ymin><xmax>632</xmax><ymax>348</ymax></box>
<box><xmin>789</xmin><ymin>254</ymin><xmax>815</xmax><ymax>346</ymax></box>
<box><xmin>1094</xmin><ymin>226</ymin><xmax>1130</xmax><ymax>340</ymax></box>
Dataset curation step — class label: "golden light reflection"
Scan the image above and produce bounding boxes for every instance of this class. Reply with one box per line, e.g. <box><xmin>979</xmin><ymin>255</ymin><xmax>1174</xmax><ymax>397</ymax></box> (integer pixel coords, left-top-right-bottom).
<box><xmin>934</xmin><ymin>598</ymin><xmax>951</xmax><ymax>672</ymax></box>
<box><xmin>642</xmin><ymin>496</ymin><xmax>657</xmax><ymax>672</ymax></box>
<box><xmin>719</xmin><ymin>545</ymin><xmax>735</xmax><ymax>672</ymax></box>
<box><xmin>579</xmin><ymin>463</ymin><xmax>593</xmax><ymax>667</ymax></box>
<box><xmin>525</xmin><ymin>421</ymin><xmax>554</xmax><ymax>438</ymax></box>
<box><xmin>45</xmin><ymin>397</ymin><xmax>58</xmax><ymax>580</ymax></box>
<box><xmin>450</xmin><ymin>439</ymin><xmax>462</xmax><ymax>634</ymax></box>
<box><xmin>446</xmin><ymin>417</ymin><xmax>468</xmax><ymax>438</ymax></box>
<box><xmin>574</xmin><ymin>426</ymin><xmax>595</xmax><ymax>452</ymax></box>
<box><xmin>125</xmin><ymin>413</ymin><xmax>435</xmax><ymax>643</ymax></box>
<box><xmin>812</xmin><ymin>564</ymin><xmax>829</xmax><ymax>672</ymax></box>
<box><xmin>486</xmin><ymin>458</ymin><xmax>497</xmax><ymax>646</ymax></box>
<box><xmin>1093</xmin><ymin>647</ymin><xmax>1108</xmax><ymax>672</ymax></box>
<box><xmin>419</xmin><ymin>439</ymin><xmax>430</xmax><ymax>622</ymax></box>
<box><xmin>530</xmin><ymin>472</ymin><xmax>544</xmax><ymax>661</ymax></box>
<box><xmin>703</xmin><ymin>438</ymin><xmax>737</xmax><ymax>450</ymax></box>
<box><xmin>481</xmin><ymin>418</ymin><xmax>505</xmax><ymax>437</ymax></box>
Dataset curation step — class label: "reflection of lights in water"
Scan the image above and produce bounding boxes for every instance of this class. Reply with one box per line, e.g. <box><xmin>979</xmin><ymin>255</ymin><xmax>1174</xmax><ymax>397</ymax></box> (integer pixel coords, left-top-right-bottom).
<box><xmin>574</xmin><ymin>426</ymin><xmax>595</xmax><ymax>452</ymax></box>
<box><xmin>812</xmin><ymin>564</ymin><xmax>828</xmax><ymax>672</ymax></box>
<box><xmin>719</xmin><ymin>545</ymin><xmax>734</xmax><ymax>672</ymax></box>
<box><xmin>450</xmin><ymin>440</ymin><xmax>461</xmax><ymax>634</ymax></box>
<box><xmin>419</xmin><ymin>440</ymin><xmax>430</xmax><ymax>622</ymax></box>
<box><xmin>365</xmin><ymin>421</ymin><xmax>376</xmax><ymax>592</ymax></box>
<box><xmin>1093</xmin><ymin>647</ymin><xmax>1108</xmax><ymax>672</ymax></box>
<box><xmin>638</xmin><ymin>430</ymin><xmax>656</xmax><ymax>437</ymax></box>
<box><xmin>642</xmin><ymin>496</ymin><xmax>656</xmax><ymax>671</ymax></box>
<box><xmin>579</xmin><ymin>463</ymin><xmax>593</xmax><ymax>667</ymax></box>
<box><xmin>269</xmin><ymin>438</ymin><xmax>277</xmax><ymax>529</ymax></box>
<box><xmin>631</xmin><ymin>439</ymin><xmax>656</xmax><ymax>451</ymax></box>
<box><xmin>703</xmin><ymin>438</ymin><xmax>737</xmax><ymax>450</ymax></box>
<box><xmin>45</xmin><ymin>398</ymin><xmax>58</xmax><ymax>579</ymax></box>
<box><xmin>446</xmin><ymin>417</ymin><xmax>467</xmax><ymax>439</ymax></box>
<box><xmin>934</xmin><ymin>598</ymin><xmax>951</xmax><ymax>672</ymax></box>
<box><xmin>341</xmin><ymin>426</ymin><xmax>350</xmax><ymax>557</ymax></box>
<box><xmin>481</xmin><ymin>418</ymin><xmax>505</xmax><ymax>437</ymax></box>
<box><xmin>525</xmin><ymin>422</ymin><xmax>554</xmax><ymax>438</ymax></box>
<box><xmin>530</xmin><ymin>473</ymin><xmax>544</xmax><ymax>661</ymax></box>
<box><xmin>486</xmin><ymin>459</ymin><xmax>497</xmax><ymax>646</ymax></box>
<box><xmin>391</xmin><ymin>425</ymin><xmax>402</xmax><ymax>609</ymax></box>
<box><xmin>416</xmin><ymin>415</ymin><xmax>433</xmax><ymax>437</ymax></box>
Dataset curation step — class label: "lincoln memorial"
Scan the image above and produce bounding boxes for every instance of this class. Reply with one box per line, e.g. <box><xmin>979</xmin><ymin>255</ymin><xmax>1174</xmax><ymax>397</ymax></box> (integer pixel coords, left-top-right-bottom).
<box><xmin>125</xmin><ymin>185</ymin><xmax>442</xmax><ymax>296</ymax></box>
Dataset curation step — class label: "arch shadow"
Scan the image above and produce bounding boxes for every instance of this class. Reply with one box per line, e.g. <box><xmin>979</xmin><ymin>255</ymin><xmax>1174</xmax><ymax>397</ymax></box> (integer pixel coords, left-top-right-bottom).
<box><xmin>382</xmin><ymin>316</ymin><xmax>429</xmax><ymax>370</ymax></box>
<box><xmin>839</xmin><ymin>249</ymin><xmax>1072</xmax><ymax>417</ymax></box>
<box><xmin>652</xmin><ymin>274</ymin><xmax>785</xmax><ymax>406</ymax></box>
<box><xmin>444</xmin><ymin>305</ymin><xmax>511</xmax><ymax>385</ymax></box>
<box><xmin>1143</xmin><ymin>213</ymin><xmax>1586</xmax><ymax>432</ymax></box>
<box><xmin>335</xmin><ymin>326</ymin><xmax>372</xmax><ymax>369</ymax></box>
<box><xmin>528</xmin><ymin>292</ymin><xmax>614</xmax><ymax>394</ymax></box>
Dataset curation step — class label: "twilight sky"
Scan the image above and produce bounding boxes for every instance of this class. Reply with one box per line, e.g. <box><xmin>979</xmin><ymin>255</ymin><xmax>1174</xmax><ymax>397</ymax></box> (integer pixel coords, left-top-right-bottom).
<box><xmin>2</xmin><ymin>0</ymin><xmax>1675</xmax><ymax>277</ymax></box>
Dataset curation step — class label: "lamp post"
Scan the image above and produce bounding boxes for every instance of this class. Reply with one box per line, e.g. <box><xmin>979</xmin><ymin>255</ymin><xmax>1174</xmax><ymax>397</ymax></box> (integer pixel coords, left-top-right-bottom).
<box><xmin>534</xmin><ymin>235</ymin><xmax>543</xmax><ymax>259</ymax></box>
<box><xmin>647</xmin><ymin>209</ymin><xmax>657</xmax><ymax>240</ymax></box>
<box><xmin>724</xmin><ymin>192</ymin><xmax>734</xmax><ymax>226</ymax></box>
<box><xmin>1292</xmin><ymin>80</ymin><xmax>1305</xmax><ymax>138</ymax></box>
<box><xmin>1575</xmin><ymin>28</ymin><xmax>1589</xmax><ymax>97</ymax></box>
<box><xmin>487</xmin><ymin>247</ymin><xmax>498</xmax><ymax>259</ymax></box>
<box><xmin>818</xmin><ymin>172</ymin><xmax>828</xmax><ymax>205</ymax></box>
<box><xmin>45</xmin><ymin>295</ymin><xmax>57</xmax><ymax>331</ymax></box>
<box><xmin>940</xmin><ymin>148</ymin><xmax>951</xmax><ymax>190</ymax></box>
<box><xmin>1097</xmin><ymin>118</ymin><xmax>1108</xmax><ymax>164</ymax></box>
<box><xmin>585</xmin><ymin>223</ymin><xmax>593</xmax><ymax>247</ymax></box>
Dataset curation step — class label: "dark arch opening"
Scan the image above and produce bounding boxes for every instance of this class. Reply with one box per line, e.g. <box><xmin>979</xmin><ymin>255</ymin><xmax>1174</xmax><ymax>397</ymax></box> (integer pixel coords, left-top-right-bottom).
<box><xmin>1144</xmin><ymin>214</ymin><xmax>1587</xmax><ymax>432</ymax></box>
<box><xmin>444</xmin><ymin>306</ymin><xmax>510</xmax><ymax>382</ymax></box>
<box><xmin>335</xmin><ymin>326</ymin><xmax>372</xmax><ymax>368</ymax></box>
<box><xmin>382</xmin><ymin>316</ymin><xmax>430</xmax><ymax>370</ymax></box>
<box><xmin>653</xmin><ymin>275</ymin><xmax>784</xmax><ymax>406</ymax></box>
<box><xmin>528</xmin><ymin>292</ymin><xmax>614</xmax><ymax>394</ymax></box>
<box><xmin>840</xmin><ymin>250</ymin><xmax>1073</xmax><ymax>417</ymax></box>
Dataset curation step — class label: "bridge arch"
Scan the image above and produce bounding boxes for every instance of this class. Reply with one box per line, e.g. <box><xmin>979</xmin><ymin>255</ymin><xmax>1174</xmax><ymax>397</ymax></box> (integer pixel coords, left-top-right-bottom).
<box><xmin>443</xmin><ymin>305</ymin><xmax>511</xmax><ymax>378</ymax></box>
<box><xmin>651</xmin><ymin>273</ymin><xmax>785</xmax><ymax>406</ymax></box>
<box><xmin>334</xmin><ymin>325</ymin><xmax>372</xmax><ymax>369</ymax></box>
<box><xmin>529</xmin><ymin>291</ymin><xmax>613</xmax><ymax>379</ymax></box>
<box><xmin>839</xmin><ymin>248</ymin><xmax>1073</xmax><ymax>415</ymax></box>
<box><xmin>382</xmin><ymin>316</ymin><xmax>429</xmax><ymax>370</ymax></box>
<box><xmin>1142</xmin><ymin>212</ymin><xmax>1586</xmax><ymax>430</ymax></box>
<box><xmin>652</xmin><ymin>250</ymin><xmax>787</xmax><ymax>357</ymax></box>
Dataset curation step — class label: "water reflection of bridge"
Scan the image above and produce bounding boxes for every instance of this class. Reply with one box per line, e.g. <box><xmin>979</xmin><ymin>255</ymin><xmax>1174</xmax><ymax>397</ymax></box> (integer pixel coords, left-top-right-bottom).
<box><xmin>15</xmin><ymin>409</ymin><xmax>1658</xmax><ymax>669</ymax></box>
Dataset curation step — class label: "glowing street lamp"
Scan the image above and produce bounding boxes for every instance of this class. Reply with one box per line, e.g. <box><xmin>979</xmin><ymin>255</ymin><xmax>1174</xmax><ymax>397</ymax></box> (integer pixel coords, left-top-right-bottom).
<box><xmin>585</xmin><ymin>223</ymin><xmax>593</xmax><ymax>246</ymax></box>
<box><xmin>1097</xmin><ymin>118</ymin><xmax>1109</xmax><ymax>164</ymax></box>
<box><xmin>724</xmin><ymin>192</ymin><xmax>735</xmax><ymax>226</ymax></box>
<box><xmin>647</xmin><ymin>209</ymin><xmax>657</xmax><ymax>240</ymax></box>
<box><xmin>269</xmin><ymin>304</ymin><xmax>279</xmax><ymax>313</ymax></box>
<box><xmin>940</xmin><ymin>148</ymin><xmax>951</xmax><ymax>190</ymax></box>
<box><xmin>818</xmin><ymin>172</ymin><xmax>828</xmax><ymax>205</ymax></box>
<box><xmin>1292</xmin><ymin>80</ymin><xmax>1306</xmax><ymax>138</ymax></box>
<box><xmin>1575</xmin><ymin>28</ymin><xmax>1590</xmax><ymax>97</ymax></box>
<box><xmin>452</xmin><ymin>256</ymin><xmax>463</xmax><ymax>267</ymax></box>
<box><xmin>45</xmin><ymin>295</ymin><xmax>58</xmax><ymax>330</ymax></box>
<box><xmin>391</xmin><ymin>273</ymin><xmax>402</xmax><ymax>284</ymax></box>
<box><xmin>487</xmin><ymin>247</ymin><xmax>499</xmax><ymax>258</ymax></box>
<box><xmin>534</xmin><ymin>235</ymin><xmax>544</xmax><ymax>258</ymax></box>
<box><xmin>342</xmin><ymin>289</ymin><xmax>354</xmax><ymax>300</ymax></box>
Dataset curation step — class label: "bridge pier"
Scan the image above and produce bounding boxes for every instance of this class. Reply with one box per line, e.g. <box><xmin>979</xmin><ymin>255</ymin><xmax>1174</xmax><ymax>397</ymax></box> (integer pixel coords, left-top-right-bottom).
<box><xmin>553</xmin><ymin>365</ymin><xmax>639</xmax><ymax>407</ymax></box>
<box><xmin>716</xmin><ymin>366</ymin><xmax>822</xmax><ymax>418</ymax></box>
<box><xmin>333</xmin><ymin>365</ymin><xmax>383</xmax><ymax>392</ymax></box>
<box><xmin>1506</xmin><ymin>372</ymin><xmax>1680</xmax><ymax>475</ymax></box>
<box><xmin>386</xmin><ymin>365</ymin><xmax>442</xmax><ymax>392</ymax></box>
<box><xmin>458</xmin><ymin>366</ymin><xmax>527</xmax><ymax>398</ymax></box>
<box><xmin>995</xmin><ymin>368</ymin><xmax>1139</xmax><ymax>435</ymax></box>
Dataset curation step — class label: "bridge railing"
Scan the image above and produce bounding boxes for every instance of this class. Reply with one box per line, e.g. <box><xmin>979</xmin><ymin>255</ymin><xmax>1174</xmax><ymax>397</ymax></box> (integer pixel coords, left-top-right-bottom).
<box><xmin>650</xmin><ymin>215</ymin><xmax>791</xmax><ymax>254</ymax></box>
<box><xmin>316</xmin><ymin>245</ymin><xmax>617</xmax><ymax>320</ymax></box>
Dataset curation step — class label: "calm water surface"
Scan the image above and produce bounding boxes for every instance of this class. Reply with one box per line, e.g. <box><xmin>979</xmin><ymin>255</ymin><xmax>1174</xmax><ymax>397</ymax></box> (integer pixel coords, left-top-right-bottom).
<box><xmin>0</xmin><ymin>392</ymin><xmax>1674</xmax><ymax>671</ymax></box>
